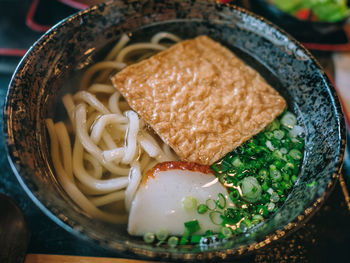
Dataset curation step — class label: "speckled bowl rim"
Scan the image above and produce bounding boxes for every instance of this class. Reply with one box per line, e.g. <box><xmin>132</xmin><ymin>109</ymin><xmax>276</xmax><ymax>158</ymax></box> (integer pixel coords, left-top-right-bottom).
<box><xmin>3</xmin><ymin>1</ymin><xmax>346</xmax><ymax>261</ymax></box>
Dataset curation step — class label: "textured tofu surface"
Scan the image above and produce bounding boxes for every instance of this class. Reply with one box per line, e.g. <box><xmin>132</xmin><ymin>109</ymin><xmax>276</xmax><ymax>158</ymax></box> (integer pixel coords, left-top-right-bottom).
<box><xmin>112</xmin><ymin>36</ymin><xmax>286</xmax><ymax>165</ymax></box>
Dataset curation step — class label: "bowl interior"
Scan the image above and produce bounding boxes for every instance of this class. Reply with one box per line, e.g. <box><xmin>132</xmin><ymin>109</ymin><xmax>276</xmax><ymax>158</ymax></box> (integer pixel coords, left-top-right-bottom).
<box><xmin>4</xmin><ymin>0</ymin><xmax>345</xmax><ymax>260</ymax></box>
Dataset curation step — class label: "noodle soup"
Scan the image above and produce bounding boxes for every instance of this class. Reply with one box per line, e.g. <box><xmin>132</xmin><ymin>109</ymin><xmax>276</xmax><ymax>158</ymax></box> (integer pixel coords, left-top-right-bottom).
<box><xmin>46</xmin><ymin>32</ymin><xmax>303</xmax><ymax>248</ymax></box>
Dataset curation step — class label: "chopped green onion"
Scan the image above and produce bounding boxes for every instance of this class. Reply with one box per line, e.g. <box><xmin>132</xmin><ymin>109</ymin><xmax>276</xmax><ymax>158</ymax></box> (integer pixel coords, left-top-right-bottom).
<box><xmin>229</xmin><ymin>189</ymin><xmax>240</xmax><ymax>201</ymax></box>
<box><xmin>211</xmin><ymin>163</ymin><xmax>222</xmax><ymax>173</ymax></box>
<box><xmin>209</xmin><ymin>109</ymin><xmax>303</xmax><ymax>233</ymax></box>
<box><xmin>289</xmin><ymin>149</ymin><xmax>302</xmax><ymax>160</ymax></box>
<box><xmin>284</xmin><ymin>162</ymin><xmax>295</xmax><ymax>171</ymax></box>
<box><xmin>231</xmin><ymin>157</ymin><xmax>242</xmax><ymax>167</ymax></box>
<box><xmin>266</xmin><ymin>119</ymin><xmax>280</xmax><ymax>131</ymax></box>
<box><xmin>252</xmin><ymin>214</ymin><xmax>264</xmax><ymax>222</ymax></box>
<box><xmin>197</xmin><ymin>204</ymin><xmax>208</xmax><ymax>214</ymax></box>
<box><xmin>190</xmin><ymin>235</ymin><xmax>202</xmax><ymax>244</ymax></box>
<box><xmin>265</xmin><ymin>131</ymin><xmax>274</xmax><ymax>139</ymax></box>
<box><xmin>273</xmin><ymin>130</ymin><xmax>285</xmax><ymax>140</ymax></box>
<box><xmin>270</xmin><ymin>164</ymin><xmax>277</xmax><ymax>171</ymax></box>
<box><xmin>209</xmin><ymin>211</ymin><xmax>223</xmax><ymax>225</ymax></box>
<box><xmin>267</xmin><ymin>188</ymin><xmax>274</xmax><ymax>195</ymax></box>
<box><xmin>143</xmin><ymin>232</ymin><xmax>155</xmax><ymax>244</ymax></box>
<box><xmin>182</xmin><ymin>196</ymin><xmax>197</xmax><ymax>211</ymax></box>
<box><xmin>272</xmin><ymin>150</ymin><xmax>284</xmax><ymax>160</ymax></box>
<box><xmin>180</xmin><ymin>228</ymin><xmax>190</xmax><ymax>245</ymax></box>
<box><xmin>283</xmin><ymin>173</ymin><xmax>290</xmax><ymax>181</ymax></box>
<box><xmin>216</xmin><ymin>193</ymin><xmax>226</xmax><ymax>209</ymax></box>
<box><xmin>272</xmin><ymin>182</ymin><xmax>280</xmax><ymax>191</ymax></box>
<box><xmin>156</xmin><ymin>229</ymin><xmax>168</xmax><ymax>241</ymax></box>
<box><xmin>284</xmin><ymin>182</ymin><xmax>292</xmax><ymax>190</ymax></box>
<box><xmin>281</xmin><ymin>112</ymin><xmax>297</xmax><ymax>129</ymax></box>
<box><xmin>180</xmin><ymin>220</ymin><xmax>201</xmax><ymax>245</ymax></box>
<box><xmin>205</xmin><ymin>230</ymin><xmax>214</xmax><ymax>236</ymax></box>
<box><xmin>219</xmin><ymin>160</ymin><xmax>231</xmax><ymax>173</ymax></box>
<box><xmin>267</xmin><ymin>202</ymin><xmax>275</xmax><ymax>212</ymax></box>
<box><xmin>240</xmin><ymin>176</ymin><xmax>262</xmax><ymax>203</ymax></box>
<box><xmin>261</xmin><ymin>182</ymin><xmax>269</xmax><ymax>191</ymax></box>
<box><xmin>277</xmin><ymin>189</ymin><xmax>284</xmax><ymax>196</ymax></box>
<box><xmin>168</xmin><ymin>236</ymin><xmax>178</xmax><ymax>248</ymax></box>
<box><xmin>266</xmin><ymin>140</ymin><xmax>275</xmax><ymax>151</ymax></box>
<box><xmin>259</xmin><ymin>168</ymin><xmax>269</xmax><ymax>178</ymax></box>
<box><xmin>270</xmin><ymin>192</ymin><xmax>280</xmax><ymax>202</ymax></box>
<box><xmin>294</xmin><ymin>139</ymin><xmax>304</xmax><ymax>150</ymax></box>
<box><xmin>280</xmin><ymin>147</ymin><xmax>288</xmax><ymax>154</ymax></box>
<box><xmin>270</xmin><ymin>169</ymin><xmax>282</xmax><ymax>181</ymax></box>
<box><xmin>221</xmin><ymin>227</ymin><xmax>232</xmax><ymax>238</ymax></box>
<box><xmin>184</xmin><ymin>220</ymin><xmax>200</xmax><ymax>234</ymax></box>
<box><xmin>206</xmin><ymin>199</ymin><xmax>217</xmax><ymax>210</ymax></box>
<box><xmin>258</xmin><ymin>206</ymin><xmax>269</xmax><ymax>216</ymax></box>
<box><xmin>273</xmin><ymin>160</ymin><xmax>284</xmax><ymax>169</ymax></box>
<box><xmin>261</xmin><ymin>193</ymin><xmax>270</xmax><ymax>203</ymax></box>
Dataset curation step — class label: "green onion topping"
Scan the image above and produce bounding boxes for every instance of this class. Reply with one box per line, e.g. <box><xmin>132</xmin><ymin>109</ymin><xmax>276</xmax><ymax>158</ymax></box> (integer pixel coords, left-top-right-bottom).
<box><xmin>184</xmin><ymin>220</ymin><xmax>200</xmax><ymax>234</ymax></box>
<box><xmin>221</xmin><ymin>227</ymin><xmax>232</xmax><ymax>238</ymax></box>
<box><xmin>281</xmin><ymin>111</ymin><xmax>297</xmax><ymax>128</ymax></box>
<box><xmin>156</xmin><ymin>229</ymin><xmax>168</xmax><ymax>241</ymax></box>
<box><xmin>229</xmin><ymin>188</ymin><xmax>240</xmax><ymax>201</ymax></box>
<box><xmin>206</xmin><ymin>198</ymin><xmax>217</xmax><ymax>210</ymax></box>
<box><xmin>190</xmin><ymin>235</ymin><xmax>202</xmax><ymax>244</ymax></box>
<box><xmin>240</xmin><ymin>176</ymin><xmax>262</xmax><ymax>203</ymax></box>
<box><xmin>143</xmin><ymin>232</ymin><xmax>155</xmax><ymax>244</ymax></box>
<box><xmin>168</xmin><ymin>236</ymin><xmax>178</xmax><ymax>248</ymax></box>
<box><xmin>232</xmin><ymin>157</ymin><xmax>242</xmax><ymax>167</ymax></box>
<box><xmin>209</xmin><ymin>211</ymin><xmax>223</xmax><ymax>225</ymax></box>
<box><xmin>289</xmin><ymin>149</ymin><xmax>302</xmax><ymax>160</ymax></box>
<box><xmin>273</xmin><ymin>130</ymin><xmax>285</xmax><ymax>140</ymax></box>
<box><xmin>197</xmin><ymin>204</ymin><xmax>208</xmax><ymax>214</ymax></box>
<box><xmin>180</xmin><ymin>220</ymin><xmax>201</xmax><ymax>245</ymax></box>
<box><xmin>216</xmin><ymin>193</ymin><xmax>226</xmax><ymax>209</ymax></box>
<box><xmin>182</xmin><ymin>196</ymin><xmax>197</xmax><ymax>211</ymax></box>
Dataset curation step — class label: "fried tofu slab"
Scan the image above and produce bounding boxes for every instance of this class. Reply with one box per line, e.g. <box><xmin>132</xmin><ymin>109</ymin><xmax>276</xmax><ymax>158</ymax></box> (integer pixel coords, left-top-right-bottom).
<box><xmin>112</xmin><ymin>36</ymin><xmax>286</xmax><ymax>165</ymax></box>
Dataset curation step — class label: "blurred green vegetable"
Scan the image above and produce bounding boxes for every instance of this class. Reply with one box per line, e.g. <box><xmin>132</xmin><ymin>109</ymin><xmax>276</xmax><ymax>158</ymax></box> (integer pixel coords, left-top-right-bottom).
<box><xmin>272</xmin><ymin>0</ymin><xmax>350</xmax><ymax>22</ymax></box>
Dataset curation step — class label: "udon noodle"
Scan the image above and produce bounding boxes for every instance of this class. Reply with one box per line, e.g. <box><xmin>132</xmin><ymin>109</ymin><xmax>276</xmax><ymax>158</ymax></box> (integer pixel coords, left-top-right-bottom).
<box><xmin>46</xmin><ymin>32</ymin><xmax>181</xmax><ymax>223</ymax></box>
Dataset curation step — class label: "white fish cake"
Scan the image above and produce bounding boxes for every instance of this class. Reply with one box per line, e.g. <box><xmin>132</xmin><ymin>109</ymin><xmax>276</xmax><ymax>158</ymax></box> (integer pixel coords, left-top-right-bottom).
<box><xmin>128</xmin><ymin>162</ymin><xmax>233</xmax><ymax>236</ymax></box>
<box><xmin>112</xmin><ymin>36</ymin><xmax>286</xmax><ymax>165</ymax></box>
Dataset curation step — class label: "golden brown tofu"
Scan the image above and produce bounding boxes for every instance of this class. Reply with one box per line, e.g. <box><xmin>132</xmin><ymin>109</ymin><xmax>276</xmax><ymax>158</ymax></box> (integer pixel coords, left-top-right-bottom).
<box><xmin>112</xmin><ymin>36</ymin><xmax>286</xmax><ymax>165</ymax></box>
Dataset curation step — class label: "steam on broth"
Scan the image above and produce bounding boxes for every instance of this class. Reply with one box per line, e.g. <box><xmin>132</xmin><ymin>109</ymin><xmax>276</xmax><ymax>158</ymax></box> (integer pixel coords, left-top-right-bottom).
<box><xmin>46</xmin><ymin>32</ymin><xmax>304</xmax><ymax>247</ymax></box>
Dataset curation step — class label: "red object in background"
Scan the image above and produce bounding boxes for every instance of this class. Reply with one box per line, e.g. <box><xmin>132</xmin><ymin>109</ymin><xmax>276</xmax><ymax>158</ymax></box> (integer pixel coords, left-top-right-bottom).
<box><xmin>26</xmin><ymin>0</ymin><xmax>51</xmax><ymax>32</ymax></box>
<box><xmin>0</xmin><ymin>48</ymin><xmax>27</xmax><ymax>57</ymax></box>
<box><xmin>295</xmin><ymin>8</ymin><xmax>310</xmax><ymax>20</ymax></box>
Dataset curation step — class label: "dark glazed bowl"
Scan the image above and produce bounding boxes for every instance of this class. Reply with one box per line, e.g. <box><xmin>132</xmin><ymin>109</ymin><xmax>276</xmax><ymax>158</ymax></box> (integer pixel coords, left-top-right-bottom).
<box><xmin>3</xmin><ymin>0</ymin><xmax>346</xmax><ymax>261</ymax></box>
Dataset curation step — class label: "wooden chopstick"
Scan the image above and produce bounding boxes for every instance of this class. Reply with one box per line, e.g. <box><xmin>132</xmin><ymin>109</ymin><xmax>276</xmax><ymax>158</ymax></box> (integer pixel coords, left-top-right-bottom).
<box><xmin>25</xmin><ymin>254</ymin><xmax>159</xmax><ymax>263</ymax></box>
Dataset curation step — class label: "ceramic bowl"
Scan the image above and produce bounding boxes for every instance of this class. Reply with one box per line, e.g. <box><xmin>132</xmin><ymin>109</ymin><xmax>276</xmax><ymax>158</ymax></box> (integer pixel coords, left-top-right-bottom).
<box><xmin>3</xmin><ymin>0</ymin><xmax>346</xmax><ymax>261</ymax></box>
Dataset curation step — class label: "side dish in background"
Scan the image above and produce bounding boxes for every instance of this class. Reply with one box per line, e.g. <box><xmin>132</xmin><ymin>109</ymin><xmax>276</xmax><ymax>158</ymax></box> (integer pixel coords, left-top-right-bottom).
<box><xmin>271</xmin><ymin>0</ymin><xmax>350</xmax><ymax>22</ymax></box>
<box><xmin>46</xmin><ymin>33</ymin><xmax>303</xmax><ymax>248</ymax></box>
